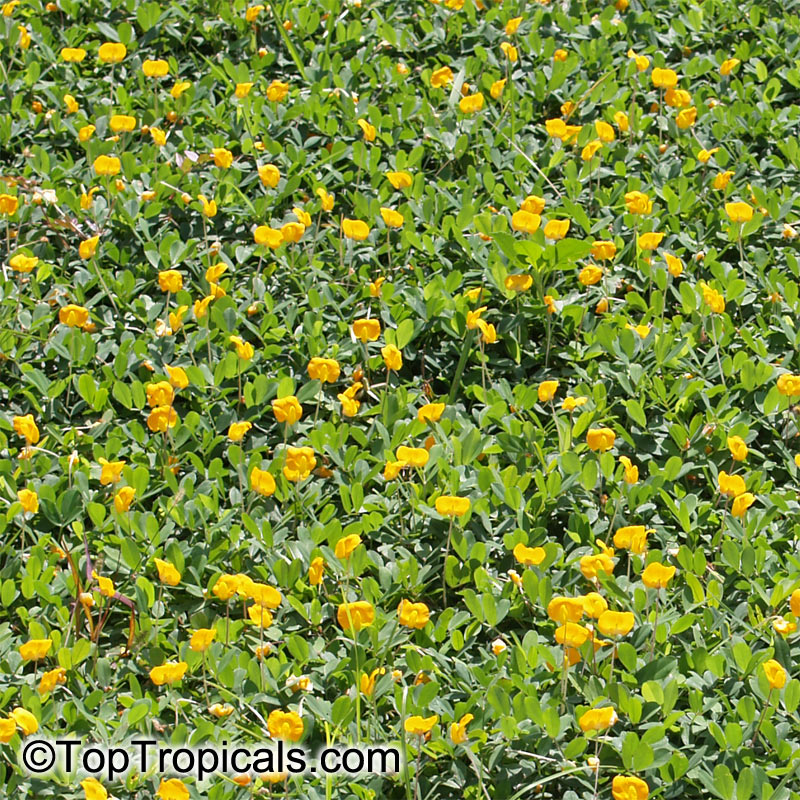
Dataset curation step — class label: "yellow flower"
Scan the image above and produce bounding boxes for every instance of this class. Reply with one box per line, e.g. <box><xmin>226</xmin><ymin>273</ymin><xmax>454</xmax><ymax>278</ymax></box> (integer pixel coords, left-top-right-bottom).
<box><xmin>229</xmin><ymin>335</ymin><xmax>254</xmax><ymax>360</ymax></box>
<box><xmin>612</xmin><ymin>776</ymin><xmax>649</xmax><ymax>800</ymax></box>
<box><xmin>146</xmin><ymin>380</ymin><xmax>174</xmax><ymax>408</ymax></box>
<box><xmin>17</xmin><ymin>489</ymin><xmax>38</xmax><ymax>514</ymax></box>
<box><xmin>614</xmin><ymin>111</ymin><xmax>629</xmax><ymax>131</ymax></box>
<box><xmin>664</xmin><ymin>252</ymin><xmax>683</xmax><ymax>276</ymax></box>
<box><xmin>500</xmin><ymin>274</ymin><xmax>532</xmax><ymax>295</ymax></box>
<box><xmin>64</xmin><ymin>94</ymin><xmax>79</xmax><ymax>114</ymax></box>
<box><xmin>774</xmin><ymin>616</ymin><xmax>797</xmax><ymax>635</ymax></box>
<box><xmin>727</xmin><ymin>435</ymin><xmax>748</xmax><ymax>461</ymax></box>
<box><xmin>93</xmin><ymin>155</ymin><xmax>121</xmax><ymax>176</ymax></box>
<box><xmin>250</xmin><ymin>466</ymin><xmax>276</xmax><ymax>497</ymax></box>
<box><xmin>39</xmin><ymin>667</ymin><xmax>67</xmax><ymax>695</ymax></box>
<box><xmin>209</xmin><ymin>703</ymin><xmax>234</xmax><ymax>718</ymax></box>
<box><xmin>190</xmin><ymin>628</ymin><xmax>216</xmax><ymax>652</ymax></box>
<box><xmin>267</xmin><ymin>710</ymin><xmax>304</xmax><ymax>741</ymax></box>
<box><xmin>778</xmin><ymin>374</ymin><xmax>800</xmax><ymax>396</ymax></box>
<box><xmin>725</xmin><ymin>201</ymin><xmax>753</xmax><ymax>223</ymax></box>
<box><xmin>161</xmin><ymin>365</ymin><xmax>188</xmax><ymax>393</ymax></box>
<box><xmin>435</xmin><ymin>495</ymin><xmax>471</xmax><ymax>517</ymax></box>
<box><xmin>0</xmin><ymin>194</ymin><xmax>18</xmax><ymax>215</ymax></box>
<box><xmin>418</xmin><ymin>403</ymin><xmax>445</xmax><ymax>424</ymax></box>
<box><xmin>369</xmin><ymin>276</ymin><xmax>385</xmax><ymax>297</ymax></box>
<box><xmin>578</xmin><ymin>706</ymin><xmax>618</xmax><ymax>732</ymax></box>
<box><xmin>258</xmin><ymin>163</ymin><xmax>281</xmax><ymax>188</ymax></box>
<box><xmin>142</xmin><ymin>59</ymin><xmax>169</xmax><ymax>77</ymax></box>
<box><xmin>581</xmin><ymin>592</ymin><xmax>608</xmax><ymax>618</ymax></box>
<box><xmin>211</xmin><ymin>147</ymin><xmax>233</xmax><ymax>168</ymax></box>
<box><xmin>384</xmin><ymin>171</ymin><xmax>413</xmax><ymax>192</ymax></box>
<box><xmin>500</xmin><ymin>42</ymin><xmax>518</xmax><ymax>62</ymax></box>
<box><xmin>513</xmin><ymin>543</ymin><xmax>545</xmax><ymax>566</ymax></box>
<box><xmin>651</xmin><ymin>67</ymin><xmax>678</xmax><ymax>88</ymax></box>
<box><xmin>196</xmin><ymin>194</ymin><xmax>217</xmax><ymax>218</ymax></box>
<box><xmin>731</xmin><ymin>492</ymin><xmax>755</xmax><ymax>517</ymax></box>
<box><xmin>763</xmin><ymin>659</ymin><xmax>787</xmax><ymax>690</ymax></box>
<box><xmin>154</xmin><ymin>558</ymin><xmax>181</xmax><ymax>586</ymax></box>
<box><xmin>283</xmin><ymin>446</ymin><xmax>316</xmax><ymax>482</ymax></box>
<box><xmin>109</xmin><ymin>114</ymin><xmax>136</xmax><ymax>132</ymax></box>
<box><xmin>170</xmin><ymin>81</ymin><xmax>191</xmax><ymax>98</ymax></box>
<box><xmin>638</xmin><ymin>232</ymin><xmax>664</xmax><ymax>250</ymax></box>
<box><xmin>266</xmin><ymin>80</ymin><xmax>289</xmax><ymax>102</ymax></box>
<box><xmin>398</xmin><ymin>599</ymin><xmax>430</xmax><ymax>629</ymax></box>
<box><xmin>337</xmin><ymin>601</ymin><xmax>375</xmax><ymax>632</ymax></box>
<box><xmin>228</xmin><ymin>421</ymin><xmax>253</xmax><ymax>441</ymax></box>
<box><xmin>253</xmin><ymin>225</ymin><xmax>283</xmax><ymax>248</ymax></box>
<box><xmin>597</xmin><ymin>611</ymin><xmax>635</xmax><ymax>637</ymax></box>
<box><xmin>624</xmin><ymin>191</ymin><xmax>652</xmax><ymax>215</ymax></box>
<box><xmin>505</xmin><ymin>16</ymin><xmax>522</xmax><ymax>34</ymax></box>
<box><xmin>665</xmin><ymin>88</ymin><xmax>692</xmax><ymax>108</ymax></box>
<box><xmin>308</xmin><ymin>556</ymin><xmax>325</xmax><ymax>585</ymax></box>
<box><xmin>555</xmin><ymin>622</ymin><xmax>590</xmax><ymax>647</ymax></box>
<box><xmin>579</xmin><ymin>265</ymin><xmax>603</xmax><ymax>286</ymax></box>
<box><xmin>19</xmin><ymin>638</ymin><xmax>52</xmax><ymax>661</ymax></box>
<box><xmin>13</xmin><ymin>414</ymin><xmax>39</xmax><ymax>445</ymax></box>
<box><xmin>718</xmin><ymin>470</ymin><xmax>746</xmax><ymax>497</ymax></box>
<box><xmin>352</xmin><ymin>318</ymin><xmax>381</xmax><ymax>342</ymax></box>
<box><xmin>342</xmin><ymin>218</ymin><xmax>371</xmax><ymax>241</ymax></box>
<box><xmin>701</xmin><ymin>283</ymin><xmax>725</xmax><ymax>313</ymax></box>
<box><xmin>98</xmin><ymin>42</ymin><xmax>127</xmax><ymax>63</ymax></box>
<box><xmin>157</xmin><ymin>269</ymin><xmax>182</xmax><ymax>294</ymax></box>
<box><xmin>114</xmin><ymin>487</ymin><xmax>135</xmax><ymax>513</ymax></box>
<box><xmin>430</xmin><ymin>66</ymin><xmax>454</xmax><ymax>88</ymax></box>
<box><xmin>511</xmin><ymin>210</ymin><xmax>541</xmax><ymax>234</ymax></box>
<box><xmin>156</xmin><ymin>778</ymin><xmax>190</xmax><ymax>800</ymax></box>
<box><xmin>235</xmin><ymin>82</ymin><xmax>254</xmax><ymax>98</ymax></box>
<box><xmin>282</xmin><ymin>221</ymin><xmax>305</xmax><ymax>243</ymax></box>
<box><xmin>360</xmin><ymin>667</ymin><xmax>386</xmax><ymax>697</ymax></box>
<box><xmin>490</xmin><ymin>79</ymin><xmax>507</xmax><ymax>99</ymax></box>
<box><xmin>591</xmin><ymin>241</ymin><xmax>616</xmax><ymax>261</ymax></box>
<box><xmin>537</xmin><ymin>380</ymin><xmax>559</xmax><ymax>402</ymax></box>
<box><xmin>581</xmin><ymin>139</ymin><xmax>603</xmax><ymax>161</ymax></box>
<box><xmin>618</xmin><ymin>455</ymin><xmax>639</xmax><ymax>483</ymax></box>
<box><xmin>676</xmin><ymin>106</ymin><xmax>697</xmax><ymax>129</ymax></box>
<box><xmin>458</xmin><ymin>93</ymin><xmax>484</xmax><ymax>114</ymax></box>
<box><xmin>98</xmin><ymin>457</ymin><xmax>125</xmax><ymax>485</ymax></box>
<box><xmin>148</xmin><ymin>127</ymin><xmax>166</xmax><ymax>147</ymax></box>
<box><xmin>720</xmin><ymin>58</ymin><xmax>740</xmax><ymax>76</ymax></box>
<box><xmin>562</xmin><ymin>396</ymin><xmax>587</xmax><ymax>411</ymax></box>
<box><xmin>586</xmin><ymin>427</ymin><xmax>615</xmax><ymax>452</ymax></box>
<box><xmin>544</xmin><ymin>219</ymin><xmax>570</xmax><ymax>240</ymax></box>
<box><xmin>713</xmin><ymin>171</ymin><xmax>734</xmax><ymax>190</ymax></box>
<box><xmin>212</xmin><ymin>574</ymin><xmax>240</xmax><ymax>601</ymax></box>
<box><xmin>521</xmin><ymin>195</ymin><xmax>546</xmax><ymax>214</ymax></box>
<box><xmin>641</xmin><ymin>561</ymin><xmax>676</xmax><ymax>589</ymax></box>
<box><xmin>697</xmin><ymin>147</ymin><xmax>719</xmax><ymax>164</ymax></box>
<box><xmin>357</xmin><ymin>118</ymin><xmax>377</xmax><ymax>141</ymax></box>
<box><xmin>381</xmin><ymin>344</ymin><xmax>403</xmax><ymax>371</ymax></box>
<box><xmin>246</xmin><ymin>4</ymin><xmax>264</xmax><ymax>22</ymax></box>
<box><xmin>404</xmin><ymin>715</ymin><xmax>438</xmax><ymax>736</ymax></box>
<box><xmin>380</xmin><ymin>207</ymin><xmax>404</xmax><ymax>228</ymax></box>
<box><xmin>553</xmin><ymin>48</ymin><xmax>568</xmax><ymax>62</ymax></box>
<box><xmin>593</xmin><ymin>120</ymin><xmax>615</xmax><ymax>143</ymax></box>
<box><xmin>307</xmin><ymin>357</ymin><xmax>340</xmax><ymax>383</ymax></box>
<box><xmin>579</xmin><ymin>553</ymin><xmax>614</xmax><ymax>580</ymax></box>
<box><xmin>478</xmin><ymin>320</ymin><xmax>497</xmax><ymax>344</ymax></box>
<box><xmin>335</xmin><ymin>533</ymin><xmax>362</xmax><ymax>560</ymax></box>
<box><xmin>79</xmin><ymin>125</ymin><xmax>96</xmax><ymax>142</ymax></box>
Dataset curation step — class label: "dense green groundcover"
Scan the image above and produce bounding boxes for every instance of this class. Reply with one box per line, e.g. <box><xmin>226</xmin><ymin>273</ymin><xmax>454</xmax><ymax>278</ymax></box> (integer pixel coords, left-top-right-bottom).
<box><xmin>4</xmin><ymin>0</ymin><xmax>800</xmax><ymax>797</ymax></box>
